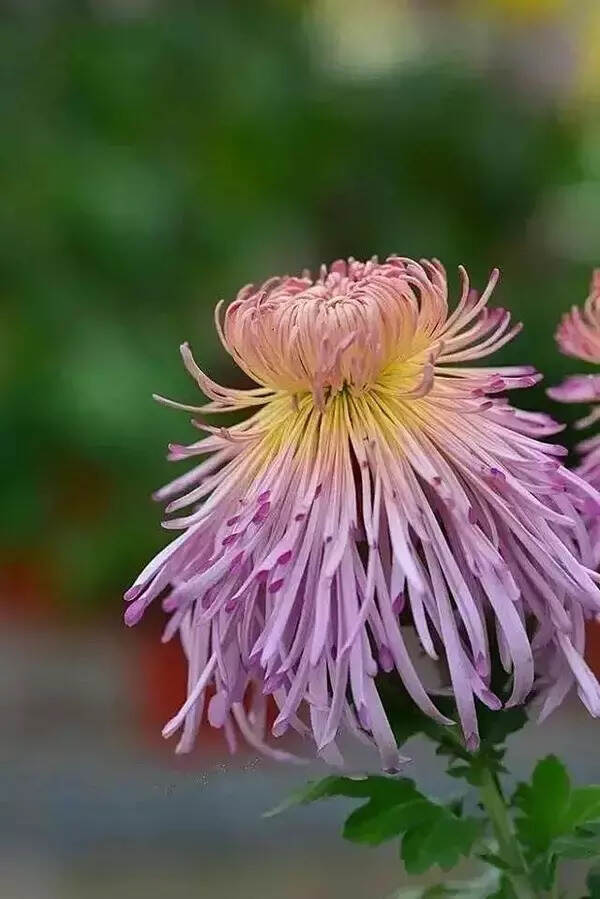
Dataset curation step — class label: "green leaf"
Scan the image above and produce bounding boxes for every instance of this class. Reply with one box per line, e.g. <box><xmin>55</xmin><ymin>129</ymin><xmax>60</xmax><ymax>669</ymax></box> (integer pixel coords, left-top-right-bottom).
<box><xmin>513</xmin><ymin>755</ymin><xmax>600</xmax><ymax>879</ymax></box>
<box><xmin>267</xmin><ymin>772</ymin><xmax>481</xmax><ymax>874</ymax></box>
<box><xmin>513</xmin><ymin>755</ymin><xmax>571</xmax><ymax>853</ymax></box>
<box><xmin>588</xmin><ymin>862</ymin><xmax>600</xmax><ymax>899</ymax></box>
<box><xmin>263</xmin><ymin>774</ymin><xmax>406</xmax><ymax>817</ymax></box>
<box><xmin>564</xmin><ymin>788</ymin><xmax>600</xmax><ymax>830</ymax></box>
<box><xmin>552</xmin><ymin>833</ymin><xmax>600</xmax><ymax>859</ymax></box>
<box><xmin>401</xmin><ymin>811</ymin><xmax>482</xmax><ymax>874</ymax></box>
<box><xmin>343</xmin><ymin>797</ymin><xmax>436</xmax><ymax>845</ymax></box>
<box><xmin>512</xmin><ymin>757</ymin><xmax>600</xmax><ymax>895</ymax></box>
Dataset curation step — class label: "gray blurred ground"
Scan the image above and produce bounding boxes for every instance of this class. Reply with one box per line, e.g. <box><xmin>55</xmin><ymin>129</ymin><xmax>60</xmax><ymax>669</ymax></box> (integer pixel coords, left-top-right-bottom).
<box><xmin>1</xmin><ymin>619</ymin><xmax>598</xmax><ymax>899</ymax></box>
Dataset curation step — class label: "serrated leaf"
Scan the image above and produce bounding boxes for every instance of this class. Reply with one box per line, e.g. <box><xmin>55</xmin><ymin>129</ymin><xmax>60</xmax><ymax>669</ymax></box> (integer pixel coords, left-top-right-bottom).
<box><xmin>552</xmin><ymin>833</ymin><xmax>600</xmax><ymax>859</ymax></box>
<box><xmin>263</xmin><ymin>774</ymin><xmax>411</xmax><ymax>817</ymax></box>
<box><xmin>513</xmin><ymin>756</ymin><xmax>600</xmax><ymax>876</ymax></box>
<box><xmin>513</xmin><ymin>756</ymin><xmax>571</xmax><ymax>853</ymax></box>
<box><xmin>564</xmin><ymin>788</ymin><xmax>600</xmax><ymax>830</ymax></box>
<box><xmin>401</xmin><ymin>811</ymin><xmax>482</xmax><ymax>874</ymax></box>
<box><xmin>343</xmin><ymin>797</ymin><xmax>436</xmax><ymax>846</ymax></box>
<box><xmin>266</xmin><ymin>772</ymin><xmax>481</xmax><ymax>872</ymax></box>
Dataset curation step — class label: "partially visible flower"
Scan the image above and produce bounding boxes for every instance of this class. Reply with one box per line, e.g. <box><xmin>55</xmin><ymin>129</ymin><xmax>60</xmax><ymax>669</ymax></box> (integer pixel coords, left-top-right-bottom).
<box><xmin>126</xmin><ymin>257</ymin><xmax>600</xmax><ymax>770</ymax></box>
<box><xmin>548</xmin><ymin>269</ymin><xmax>600</xmax><ymax>560</ymax></box>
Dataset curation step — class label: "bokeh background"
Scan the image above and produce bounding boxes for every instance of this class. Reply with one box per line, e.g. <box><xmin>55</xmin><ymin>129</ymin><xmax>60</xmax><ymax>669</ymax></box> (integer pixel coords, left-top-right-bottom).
<box><xmin>2</xmin><ymin>1</ymin><xmax>600</xmax><ymax>897</ymax></box>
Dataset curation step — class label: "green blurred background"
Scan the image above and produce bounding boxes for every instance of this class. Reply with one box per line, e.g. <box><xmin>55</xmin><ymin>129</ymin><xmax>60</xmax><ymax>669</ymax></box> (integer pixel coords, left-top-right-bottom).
<box><xmin>2</xmin><ymin>0</ymin><xmax>600</xmax><ymax>612</ymax></box>
<box><xmin>1</xmin><ymin>2</ymin><xmax>600</xmax><ymax>897</ymax></box>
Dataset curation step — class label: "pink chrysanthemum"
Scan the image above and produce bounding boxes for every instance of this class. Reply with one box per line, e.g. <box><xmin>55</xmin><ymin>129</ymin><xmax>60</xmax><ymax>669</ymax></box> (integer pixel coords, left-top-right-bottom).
<box><xmin>548</xmin><ymin>269</ymin><xmax>600</xmax><ymax>561</ymax></box>
<box><xmin>126</xmin><ymin>256</ymin><xmax>600</xmax><ymax>770</ymax></box>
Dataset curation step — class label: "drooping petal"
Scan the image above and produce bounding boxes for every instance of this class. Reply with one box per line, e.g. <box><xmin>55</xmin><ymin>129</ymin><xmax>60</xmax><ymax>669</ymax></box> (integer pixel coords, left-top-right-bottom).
<box><xmin>127</xmin><ymin>257</ymin><xmax>600</xmax><ymax>766</ymax></box>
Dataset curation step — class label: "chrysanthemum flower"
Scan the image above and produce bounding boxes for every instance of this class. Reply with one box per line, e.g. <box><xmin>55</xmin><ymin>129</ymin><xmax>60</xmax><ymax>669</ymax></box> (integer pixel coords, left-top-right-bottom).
<box><xmin>126</xmin><ymin>256</ymin><xmax>600</xmax><ymax>770</ymax></box>
<box><xmin>548</xmin><ymin>269</ymin><xmax>600</xmax><ymax>560</ymax></box>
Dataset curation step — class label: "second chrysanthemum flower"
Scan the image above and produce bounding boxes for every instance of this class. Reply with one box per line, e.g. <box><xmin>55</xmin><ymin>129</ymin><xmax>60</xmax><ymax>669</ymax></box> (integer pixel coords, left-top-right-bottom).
<box><xmin>549</xmin><ymin>270</ymin><xmax>600</xmax><ymax>563</ymax></box>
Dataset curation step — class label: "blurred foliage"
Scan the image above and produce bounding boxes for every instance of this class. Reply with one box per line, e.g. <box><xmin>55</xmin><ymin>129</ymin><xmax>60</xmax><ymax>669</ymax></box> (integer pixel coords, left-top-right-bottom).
<box><xmin>1</xmin><ymin>0</ymin><xmax>599</xmax><ymax>608</ymax></box>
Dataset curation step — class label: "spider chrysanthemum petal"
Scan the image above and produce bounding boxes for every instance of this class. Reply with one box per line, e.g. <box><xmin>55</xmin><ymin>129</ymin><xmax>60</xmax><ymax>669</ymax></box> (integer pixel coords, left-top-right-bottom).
<box><xmin>127</xmin><ymin>257</ymin><xmax>600</xmax><ymax>769</ymax></box>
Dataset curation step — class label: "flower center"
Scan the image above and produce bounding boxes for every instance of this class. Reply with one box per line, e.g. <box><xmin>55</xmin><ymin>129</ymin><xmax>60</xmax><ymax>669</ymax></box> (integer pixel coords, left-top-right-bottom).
<box><xmin>219</xmin><ymin>257</ymin><xmax>439</xmax><ymax>408</ymax></box>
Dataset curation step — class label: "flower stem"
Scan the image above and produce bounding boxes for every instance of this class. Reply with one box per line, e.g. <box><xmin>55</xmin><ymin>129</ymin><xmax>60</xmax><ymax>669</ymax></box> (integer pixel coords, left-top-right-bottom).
<box><xmin>478</xmin><ymin>767</ymin><xmax>536</xmax><ymax>899</ymax></box>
